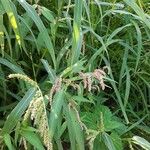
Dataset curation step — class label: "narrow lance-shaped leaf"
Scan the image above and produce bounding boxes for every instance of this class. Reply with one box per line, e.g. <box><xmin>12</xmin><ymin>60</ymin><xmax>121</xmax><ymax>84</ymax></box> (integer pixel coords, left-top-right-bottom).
<box><xmin>132</xmin><ymin>136</ymin><xmax>150</xmax><ymax>150</ymax></box>
<box><xmin>69</xmin><ymin>106</ymin><xmax>85</xmax><ymax>150</ymax></box>
<box><xmin>1</xmin><ymin>0</ymin><xmax>21</xmax><ymax>45</ymax></box>
<box><xmin>41</xmin><ymin>59</ymin><xmax>56</xmax><ymax>84</ymax></box>
<box><xmin>124</xmin><ymin>0</ymin><xmax>150</xmax><ymax>30</ymax></box>
<box><xmin>3</xmin><ymin>134</ymin><xmax>15</xmax><ymax>150</ymax></box>
<box><xmin>0</xmin><ymin>15</ymin><xmax>4</xmax><ymax>57</ymax></box>
<box><xmin>1</xmin><ymin>88</ymin><xmax>37</xmax><ymax>135</ymax></box>
<box><xmin>132</xmin><ymin>21</ymin><xmax>142</xmax><ymax>72</ymax></box>
<box><xmin>71</xmin><ymin>0</ymin><xmax>83</xmax><ymax>65</ymax></box>
<box><xmin>102</xmin><ymin>132</ymin><xmax>116</xmax><ymax>150</ymax></box>
<box><xmin>0</xmin><ymin>58</ymin><xmax>24</xmax><ymax>74</ymax></box>
<box><xmin>17</xmin><ymin>0</ymin><xmax>56</xmax><ymax>68</ymax></box>
<box><xmin>20</xmin><ymin>129</ymin><xmax>45</xmax><ymax>150</ymax></box>
<box><xmin>63</xmin><ymin>102</ymin><xmax>76</xmax><ymax>150</ymax></box>
<box><xmin>124</xmin><ymin>66</ymin><xmax>130</xmax><ymax>108</ymax></box>
<box><xmin>49</xmin><ymin>89</ymin><xmax>64</xmax><ymax>138</ymax></box>
<box><xmin>102</xmin><ymin>56</ymin><xmax>129</xmax><ymax>123</ymax></box>
<box><xmin>64</xmin><ymin>101</ymin><xmax>85</xmax><ymax>150</ymax></box>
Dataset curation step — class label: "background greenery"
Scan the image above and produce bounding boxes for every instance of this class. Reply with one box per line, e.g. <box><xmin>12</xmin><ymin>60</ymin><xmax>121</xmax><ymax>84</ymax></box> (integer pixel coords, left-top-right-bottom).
<box><xmin>0</xmin><ymin>0</ymin><xmax>150</xmax><ymax>149</ymax></box>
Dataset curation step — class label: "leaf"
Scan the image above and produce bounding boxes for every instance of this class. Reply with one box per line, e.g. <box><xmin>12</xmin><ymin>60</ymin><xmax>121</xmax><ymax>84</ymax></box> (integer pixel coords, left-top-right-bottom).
<box><xmin>64</xmin><ymin>102</ymin><xmax>85</xmax><ymax>150</ymax></box>
<box><xmin>94</xmin><ymin>105</ymin><xmax>112</xmax><ymax>120</ymax></box>
<box><xmin>124</xmin><ymin>66</ymin><xmax>130</xmax><ymax>107</ymax></box>
<box><xmin>110</xmin><ymin>132</ymin><xmax>123</xmax><ymax>150</ymax></box>
<box><xmin>122</xmin><ymin>115</ymin><xmax>147</xmax><ymax>135</ymax></box>
<box><xmin>3</xmin><ymin>134</ymin><xmax>15</xmax><ymax>150</ymax></box>
<box><xmin>107</xmin><ymin>24</ymin><xmax>131</xmax><ymax>42</ymax></box>
<box><xmin>69</xmin><ymin>107</ymin><xmax>85</xmax><ymax>150</ymax></box>
<box><xmin>71</xmin><ymin>0</ymin><xmax>83</xmax><ymax>65</ymax></box>
<box><xmin>102</xmin><ymin>132</ymin><xmax>116</xmax><ymax>150</ymax></box>
<box><xmin>20</xmin><ymin>129</ymin><xmax>45</xmax><ymax>150</ymax></box>
<box><xmin>124</xmin><ymin>0</ymin><xmax>150</xmax><ymax>30</ymax></box>
<box><xmin>17</xmin><ymin>0</ymin><xmax>56</xmax><ymax>68</ymax></box>
<box><xmin>132</xmin><ymin>136</ymin><xmax>150</xmax><ymax>150</ymax></box>
<box><xmin>1</xmin><ymin>88</ymin><xmax>36</xmax><ymax>135</ymax></box>
<box><xmin>0</xmin><ymin>58</ymin><xmax>24</xmax><ymax>74</ymax></box>
<box><xmin>0</xmin><ymin>15</ymin><xmax>4</xmax><ymax>57</ymax></box>
<box><xmin>132</xmin><ymin>20</ymin><xmax>142</xmax><ymax>72</ymax></box>
<box><xmin>102</xmin><ymin>56</ymin><xmax>129</xmax><ymax>124</ymax></box>
<box><xmin>1</xmin><ymin>0</ymin><xmax>22</xmax><ymax>45</ymax></box>
<box><xmin>63</xmin><ymin>102</ymin><xmax>76</xmax><ymax>150</ymax></box>
<box><xmin>81</xmin><ymin>112</ymin><xmax>97</xmax><ymax>129</ymax></box>
<box><xmin>56</xmin><ymin>39</ymin><xmax>72</xmax><ymax>68</ymax></box>
<box><xmin>41</xmin><ymin>6</ymin><xmax>55</xmax><ymax>22</ymax></box>
<box><xmin>60</xmin><ymin>59</ymin><xmax>85</xmax><ymax>77</ymax></box>
<box><xmin>49</xmin><ymin>89</ymin><xmax>64</xmax><ymax>138</ymax></box>
<box><xmin>41</xmin><ymin>59</ymin><xmax>56</xmax><ymax>84</ymax></box>
<box><xmin>0</xmin><ymin>1</ymin><xmax>5</xmax><ymax>15</ymax></box>
<box><xmin>72</xmin><ymin>95</ymin><xmax>93</xmax><ymax>103</ymax></box>
<box><xmin>105</xmin><ymin>120</ymin><xmax>123</xmax><ymax>132</ymax></box>
<box><xmin>81</xmin><ymin>105</ymin><xmax>124</xmax><ymax>132</ymax></box>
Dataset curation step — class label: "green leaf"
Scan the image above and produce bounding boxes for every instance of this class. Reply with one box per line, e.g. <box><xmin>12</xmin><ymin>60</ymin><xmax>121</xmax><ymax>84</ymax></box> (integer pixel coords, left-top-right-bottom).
<box><xmin>63</xmin><ymin>102</ymin><xmax>76</xmax><ymax>150</ymax></box>
<box><xmin>69</xmin><ymin>107</ymin><xmax>85</xmax><ymax>150</ymax></box>
<box><xmin>132</xmin><ymin>21</ymin><xmax>142</xmax><ymax>72</ymax></box>
<box><xmin>0</xmin><ymin>58</ymin><xmax>24</xmax><ymax>74</ymax></box>
<box><xmin>17</xmin><ymin>0</ymin><xmax>56</xmax><ymax>68</ymax></box>
<box><xmin>20</xmin><ymin>129</ymin><xmax>45</xmax><ymax>150</ymax></box>
<box><xmin>124</xmin><ymin>66</ymin><xmax>131</xmax><ymax>108</ymax></box>
<box><xmin>122</xmin><ymin>115</ymin><xmax>147</xmax><ymax>135</ymax></box>
<box><xmin>0</xmin><ymin>15</ymin><xmax>4</xmax><ymax>57</ymax></box>
<box><xmin>132</xmin><ymin>136</ymin><xmax>150</xmax><ymax>150</ymax></box>
<box><xmin>41</xmin><ymin>6</ymin><xmax>55</xmax><ymax>22</ymax></box>
<box><xmin>1</xmin><ymin>0</ymin><xmax>22</xmax><ymax>45</ymax></box>
<box><xmin>105</xmin><ymin>121</ymin><xmax>123</xmax><ymax>132</ymax></box>
<box><xmin>71</xmin><ymin>0</ymin><xmax>83</xmax><ymax>65</ymax></box>
<box><xmin>60</xmin><ymin>59</ymin><xmax>85</xmax><ymax>77</ymax></box>
<box><xmin>49</xmin><ymin>89</ymin><xmax>64</xmax><ymax>138</ymax></box>
<box><xmin>0</xmin><ymin>1</ymin><xmax>5</xmax><ymax>15</ymax></box>
<box><xmin>64</xmin><ymin>102</ymin><xmax>85</xmax><ymax>150</ymax></box>
<box><xmin>82</xmin><ymin>105</ymin><xmax>123</xmax><ymax>132</ymax></box>
<box><xmin>102</xmin><ymin>56</ymin><xmax>129</xmax><ymax>124</ymax></box>
<box><xmin>102</xmin><ymin>132</ymin><xmax>116</xmax><ymax>150</ymax></box>
<box><xmin>72</xmin><ymin>95</ymin><xmax>93</xmax><ymax>103</ymax></box>
<box><xmin>41</xmin><ymin>59</ymin><xmax>56</xmax><ymax>84</ymax></box>
<box><xmin>3</xmin><ymin>134</ymin><xmax>14</xmax><ymax>150</ymax></box>
<box><xmin>1</xmin><ymin>88</ymin><xmax>36</xmax><ymax>135</ymax></box>
<box><xmin>110</xmin><ymin>132</ymin><xmax>123</xmax><ymax>150</ymax></box>
<box><xmin>124</xmin><ymin>0</ymin><xmax>150</xmax><ymax>30</ymax></box>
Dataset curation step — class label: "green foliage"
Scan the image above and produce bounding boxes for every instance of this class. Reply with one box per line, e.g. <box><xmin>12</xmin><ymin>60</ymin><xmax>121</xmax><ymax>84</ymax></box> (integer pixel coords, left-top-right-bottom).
<box><xmin>0</xmin><ymin>0</ymin><xmax>150</xmax><ymax>149</ymax></box>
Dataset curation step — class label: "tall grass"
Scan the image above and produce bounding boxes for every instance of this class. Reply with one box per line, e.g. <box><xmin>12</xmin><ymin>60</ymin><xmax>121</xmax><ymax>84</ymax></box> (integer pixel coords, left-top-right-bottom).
<box><xmin>0</xmin><ymin>0</ymin><xmax>150</xmax><ymax>149</ymax></box>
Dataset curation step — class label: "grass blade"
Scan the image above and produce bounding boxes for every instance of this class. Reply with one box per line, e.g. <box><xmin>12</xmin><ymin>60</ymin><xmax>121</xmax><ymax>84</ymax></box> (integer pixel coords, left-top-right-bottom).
<box><xmin>1</xmin><ymin>0</ymin><xmax>23</xmax><ymax>46</ymax></box>
<box><xmin>3</xmin><ymin>134</ymin><xmax>14</xmax><ymax>150</ymax></box>
<box><xmin>102</xmin><ymin>56</ymin><xmax>129</xmax><ymax>124</ymax></box>
<box><xmin>71</xmin><ymin>0</ymin><xmax>83</xmax><ymax>65</ymax></box>
<box><xmin>0</xmin><ymin>58</ymin><xmax>24</xmax><ymax>74</ymax></box>
<box><xmin>124</xmin><ymin>66</ymin><xmax>131</xmax><ymax>108</ymax></box>
<box><xmin>64</xmin><ymin>102</ymin><xmax>85</xmax><ymax>150</ymax></box>
<box><xmin>132</xmin><ymin>20</ymin><xmax>142</xmax><ymax>72</ymax></box>
<box><xmin>49</xmin><ymin>89</ymin><xmax>64</xmax><ymax>138</ymax></box>
<box><xmin>17</xmin><ymin>0</ymin><xmax>56</xmax><ymax>68</ymax></box>
<box><xmin>132</xmin><ymin>136</ymin><xmax>150</xmax><ymax>150</ymax></box>
<box><xmin>20</xmin><ymin>129</ymin><xmax>45</xmax><ymax>150</ymax></box>
<box><xmin>0</xmin><ymin>15</ymin><xmax>4</xmax><ymax>57</ymax></box>
<box><xmin>102</xmin><ymin>132</ymin><xmax>116</xmax><ymax>150</ymax></box>
<box><xmin>41</xmin><ymin>59</ymin><xmax>56</xmax><ymax>84</ymax></box>
<box><xmin>124</xmin><ymin>0</ymin><xmax>150</xmax><ymax>30</ymax></box>
<box><xmin>1</xmin><ymin>88</ymin><xmax>36</xmax><ymax>135</ymax></box>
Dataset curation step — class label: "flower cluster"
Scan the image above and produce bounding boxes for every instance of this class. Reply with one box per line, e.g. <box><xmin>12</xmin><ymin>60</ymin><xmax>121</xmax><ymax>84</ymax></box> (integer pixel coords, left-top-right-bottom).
<box><xmin>23</xmin><ymin>91</ymin><xmax>52</xmax><ymax>150</ymax></box>
<box><xmin>79</xmin><ymin>67</ymin><xmax>109</xmax><ymax>92</ymax></box>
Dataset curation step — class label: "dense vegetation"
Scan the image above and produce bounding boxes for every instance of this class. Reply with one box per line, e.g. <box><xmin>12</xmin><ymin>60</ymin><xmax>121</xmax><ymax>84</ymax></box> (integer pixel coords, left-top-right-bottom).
<box><xmin>0</xmin><ymin>0</ymin><xmax>150</xmax><ymax>149</ymax></box>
